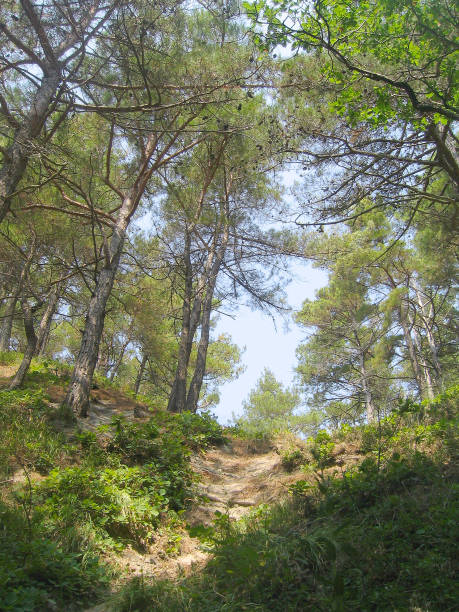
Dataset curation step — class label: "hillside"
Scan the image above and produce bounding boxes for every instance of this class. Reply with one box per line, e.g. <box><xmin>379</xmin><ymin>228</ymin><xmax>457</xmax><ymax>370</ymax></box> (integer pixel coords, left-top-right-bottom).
<box><xmin>0</xmin><ymin>358</ymin><xmax>458</xmax><ymax>611</ymax></box>
<box><xmin>0</xmin><ymin>1</ymin><xmax>457</xmax><ymax>610</ymax></box>
<box><xmin>0</xmin><ymin>359</ymin><xmax>309</xmax><ymax>610</ymax></box>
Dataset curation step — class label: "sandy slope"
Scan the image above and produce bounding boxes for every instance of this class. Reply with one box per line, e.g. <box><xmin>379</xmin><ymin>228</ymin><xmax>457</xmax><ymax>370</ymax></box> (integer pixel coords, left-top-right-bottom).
<box><xmin>108</xmin><ymin>437</ymin><xmax>302</xmax><ymax>582</ymax></box>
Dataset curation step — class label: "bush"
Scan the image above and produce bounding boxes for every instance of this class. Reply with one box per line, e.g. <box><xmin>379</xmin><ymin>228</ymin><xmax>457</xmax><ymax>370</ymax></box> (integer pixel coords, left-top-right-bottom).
<box><xmin>114</xmin><ymin>450</ymin><xmax>458</xmax><ymax>612</ymax></box>
<box><xmin>173</xmin><ymin>410</ymin><xmax>225</xmax><ymax>448</ymax></box>
<box><xmin>0</xmin><ymin>500</ymin><xmax>109</xmax><ymax>611</ymax></box>
<box><xmin>34</xmin><ymin>463</ymin><xmax>177</xmax><ymax>551</ymax></box>
<box><xmin>309</xmin><ymin>430</ymin><xmax>335</xmax><ymax>471</ymax></box>
<box><xmin>281</xmin><ymin>448</ymin><xmax>306</xmax><ymax>472</ymax></box>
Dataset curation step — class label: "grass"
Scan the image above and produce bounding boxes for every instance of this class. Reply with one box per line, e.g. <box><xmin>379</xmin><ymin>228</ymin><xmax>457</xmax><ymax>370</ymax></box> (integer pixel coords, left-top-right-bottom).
<box><xmin>113</xmin><ymin>387</ymin><xmax>459</xmax><ymax>612</ymax></box>
<box><xmin>0</xmin><ymin>363</ymin><xmax>225</xmax><ymax>611</ymax></box>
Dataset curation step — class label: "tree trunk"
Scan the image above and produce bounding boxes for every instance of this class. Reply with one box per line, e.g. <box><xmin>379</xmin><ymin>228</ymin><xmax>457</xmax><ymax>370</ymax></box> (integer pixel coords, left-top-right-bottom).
<box><xmin>168</xmin><ymin>233</ymin><xmax>194</xmax><ymax>413</ymax></box>
<box><xmin>0</xmin><ymin>240</ymin><xmax>37</xmax><ymax>351</ymax></box>
<box><xmin>134</xmin><ymin>354</ymin><xmax>147</xmax><ymax>395</ymax></box>
<box><xmin>398</xmin><ymin>302</ymin><xmax>425</xmax><ymax>398</ymax></box>
<box><xmin>185</xmin><ymin>286</ymin><xmax>214</xmax><ymax>413</ymax></box>
<box><xmin>168</xmin><ymin>238</ymin><xmax>211</xmax><ymax>412</ymax></box>
<box><xmin>96</xmin><ymin>340</ymin><xmax>110</xmax><ymax>377</ymax></box>
<box><xmin>9</xmin><ymin>300</ymin><xmax>38</xmax><ymax>389</ymax></box>
<box><xmin>411</xmin><ymin>322</ymin><xmax>435</xmax><ymax>400</ymax></box>
<box><xmin>358</xmin><ymin>350</ymin><xmax>376</xmax><ymax>423</ymax></box>
<box><xmin>36</xmin><ymin>282</ymin><xmax>61</xmax><ymax>355</ymax></box>
<box><xmin>412</xmin><ymin>280</ymin><xmax>442</xmax><ymax>384</ymax></box>
<box><xmin>0</xmin><ymin>296</ymin><xmax>18</xmax><ymax>352</ymax></box>
<box><xmin>64</xmin><ymin>203</ymin><xmax>131</xmax><ymax>417</ymax></box>
<box><xmin>185</xmin><ymin>229</ymin><xmax>228</xmax><ymax>413</ymax></box>
<box><xmin>64</xmin><ymin>252</ymin><xmax>123</xmax><ymax>417</ymax></box>
<box><xmin>427</xmin><ymin>123</ymin><xmax>459</xmax><ymax>189</ymax></box>
<box><xmin>0</xmin><ymin>69</ymin><xmax>61</xmax><ymax>222</ymax></box>
<box><xmin>109</xmin><ymin>337</ymin><xmax>130</xmax><ymax>381</ymax></box>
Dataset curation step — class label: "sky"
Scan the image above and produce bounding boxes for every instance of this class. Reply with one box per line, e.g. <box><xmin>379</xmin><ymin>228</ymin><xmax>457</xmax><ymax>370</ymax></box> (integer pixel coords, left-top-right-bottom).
<box><xmin>135</xmin><ymin>173</ymin><xmax>328</xmax><ymax>425</ymax></box>
<box><xmin>213</xmin><ymin>260</ymin><xmax>327</xmax><ymax>424</ymax></box>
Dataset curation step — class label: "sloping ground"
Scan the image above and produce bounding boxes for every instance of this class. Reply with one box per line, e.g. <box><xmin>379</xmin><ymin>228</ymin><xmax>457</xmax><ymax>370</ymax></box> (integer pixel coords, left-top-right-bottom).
<box><xmin>0</xmin><ymin>364</ymin><xmax>16</xmax><ymax>381</ymax></box>
<box><xmin>103</xmin><ymin>438</ymin><xmax>306</xmax><ymax>586</ymax></box>
<box><xmin>189</xmin><ymin>439</ymin><xmax>298</xmax><ymax>524</ymax></box>
<box><xmin>46</xmin><ymin>384</ymin><xmax>150</xmax><ymax>429</ymax></box>
<box><xmin>0</xmin><ymin>363</ymin><xmax>147</xmax><ymax>424</ymax></box>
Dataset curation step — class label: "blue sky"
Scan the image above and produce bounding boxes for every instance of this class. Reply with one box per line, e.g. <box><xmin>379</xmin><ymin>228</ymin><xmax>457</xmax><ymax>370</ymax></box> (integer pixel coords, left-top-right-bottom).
<box><xmin>213</xmin><ymin>260</ymin><xmax>327</xmax><ymax>423</ymax></box>
<box><xmin>135</xmin><ymin>173</ymin><xmax>327</xmax><ymax>424</ymax></box>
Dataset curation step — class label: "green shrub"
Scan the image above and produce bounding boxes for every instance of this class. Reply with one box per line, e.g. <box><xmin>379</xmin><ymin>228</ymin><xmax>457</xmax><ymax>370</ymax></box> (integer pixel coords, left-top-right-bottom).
<box><xmin>309</xmin><ymin>430</ymin><xmax>335</xmax><ymax>471</ymax></box>
<box><xmin>359</xmin><ymin>386</ymin><xmax>459</xmax><ymax>463</ymax></box>
<box><xmin>281</xmin><ymin>448</ymin><xmax>305</xmax><ymax>472</ymax></box>
<box><xmin>173</xmin><ymin>410</ymin><xmax>225</xmax><ymax>448</ymax></box>
<box><xmin>0</xmin><ymin>500</ymin><xmax>109</xmax><ymax>611</ymax></box>
<box><xmin>34</xmin><ymin>462</ymin><xmax>186</xmax><ymax>552</ymax></box>
<box><xmin>107</xmin><ymin>416</ymin><xmax>193</xmax><ymax>507</ymax></box>
<box><xmin>115</xmin><ymin>448</ymin><xmax>458</xmax><ymax>612</ymax></box>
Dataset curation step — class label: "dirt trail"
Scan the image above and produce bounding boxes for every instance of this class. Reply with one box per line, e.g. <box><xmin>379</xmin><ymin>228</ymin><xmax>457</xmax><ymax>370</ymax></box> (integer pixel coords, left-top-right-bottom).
<box><xmin>189</xmin><ymin>439</ymin><xmax>288</xmax><ymax>524</ymax></box>
<box><xmin>84</xmin><ymin>440</ymin><xmax>301</xmax><ymax>612</ymax></box>
<box><xmin>1</xmin><ymin>371</ymin><xmax>303</xmax><ymax>603</ymax></box>
<box><xmin>108</xmin><ymin>439</ymin><xmax>298</xmax><ymax>584</ymax></box>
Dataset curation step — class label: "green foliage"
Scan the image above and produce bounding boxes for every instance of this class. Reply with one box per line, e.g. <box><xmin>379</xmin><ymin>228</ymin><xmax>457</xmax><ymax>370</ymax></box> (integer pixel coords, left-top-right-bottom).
<box><xmin>280</xmin><ymin>447</ymin><xmax>305</xmax><ymax>472</ymax></box>
<box><xmin>0</xmin><ymin>384</ymin><xmax>225</xmax><ymax>608</ymax></box>
<box><xmin>114</xmin><ymin>389</ymin><xmax>458</xmax><ymax>611</ymax></box>
<box><xmin>226</xmin><ymin>420</ymin><xmax>274</xmax><ymax>441</ymax></box>
<box><xmin>108</xmin><ymin>410</ymin><xmax>223</xmax><ymax>463</ymax></box>
<box><xmin>0</xmin><ymin>500</ymin><xmax>109</xmax><ymax>611</ymax></box>
<box><xmin>251</xmin><ymin>0</ymin><xmax>458</xmax><ymax>126</ymax></box>
<box><xmin>2</xmin><ymin>357</ymin><xmax>73</xmax><ymax>392</ymax></box>
<box><xmin>0</xmin><ymin>389</ymin><xmax>73</xmax><ymax>476</ymax></box>
<box><xmin>0</xmin><ymin>351</ymin><xmax>22</xmax><ymax>366</ymax></box>
<box><xmin>34</xmin><ymin>464</ymin><xmax>173</xmax><ymax>551</ymax></box>
<box><xmin>173</xmin><ymin>410</ymin><xmax>226</xmax><ymax>449</ymax></box>
<box><xmin>308</xmin><ymin>430</ymin><xmax>335</xmax><ymax>471</ymax></box>
<box><xmin>234</xmin><ymin>368</ymin><xmax>301</xmax><ymax>437</ymax></box>
<box><xmin>359</xmin><ymin>386</ymin><xmax>459</xmax><ymax>463</ymax></box>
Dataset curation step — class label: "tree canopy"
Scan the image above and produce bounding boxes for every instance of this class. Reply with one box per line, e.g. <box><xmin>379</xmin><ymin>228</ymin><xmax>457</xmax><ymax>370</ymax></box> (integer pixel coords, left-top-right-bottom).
<box><xmin>0</xmin><ymin>0</ymin><xmax>456</xmax><ymax>423</ymax></box>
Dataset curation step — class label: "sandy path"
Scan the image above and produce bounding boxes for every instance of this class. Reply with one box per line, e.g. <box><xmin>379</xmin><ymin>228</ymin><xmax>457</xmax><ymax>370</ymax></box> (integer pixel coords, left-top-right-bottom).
<box><xmin>107</xmin><ymin>440</ymin><xmax>289</xmax><ymax>584</ymax></box>
<box><xmin>189</xmin><ymin>440</ymin><xmax>285</xmax><ymax>524</ymax></box>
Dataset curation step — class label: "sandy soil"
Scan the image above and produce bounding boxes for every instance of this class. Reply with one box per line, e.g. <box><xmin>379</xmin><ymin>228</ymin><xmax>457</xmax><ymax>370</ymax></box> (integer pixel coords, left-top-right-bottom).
<box><xmin>1</xmin><ymin>367</ymin><xmax>312</xmax><ymax>609</ymax></box>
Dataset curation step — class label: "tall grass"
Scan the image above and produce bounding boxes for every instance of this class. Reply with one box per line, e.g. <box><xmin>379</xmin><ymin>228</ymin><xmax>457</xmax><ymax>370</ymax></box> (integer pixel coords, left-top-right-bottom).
<box><xmin>113</xmin><ymin>387</ymin><xmax>459</xmax><ymax>612</ymax></box>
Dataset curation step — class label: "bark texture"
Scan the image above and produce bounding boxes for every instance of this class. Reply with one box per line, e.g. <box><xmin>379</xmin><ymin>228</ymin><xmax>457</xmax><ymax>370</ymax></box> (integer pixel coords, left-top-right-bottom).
<box><xmin>9</xmin><ymin>300</ymin><xmax>38</xmax><ymax>389</ymax></box>
<box><xmin>0</xmin><ymin>69</ymin><xmax>61</xmax><ymax>222</ymax></box>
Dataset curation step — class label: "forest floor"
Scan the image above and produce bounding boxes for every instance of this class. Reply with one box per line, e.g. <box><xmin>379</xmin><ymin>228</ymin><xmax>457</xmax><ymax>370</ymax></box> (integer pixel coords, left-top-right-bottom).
<box><xmin>0</xmin><ymin>365</ymin><xmax>308</xmax><ymax>606</ymax></box>
<box><xmin>3</xmin><ymin>363</ymin><xmax>455</xmax><ymax>611</ymax></box>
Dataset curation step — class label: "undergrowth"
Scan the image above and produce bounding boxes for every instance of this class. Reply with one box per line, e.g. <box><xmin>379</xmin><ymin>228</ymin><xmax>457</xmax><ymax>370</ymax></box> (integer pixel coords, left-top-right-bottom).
<box><xmin>113</xmin><ymin>387</ymin><xmax>459</xmax><ymax>612</ymax></box>
<box><xmin>0</xmin><ymin>371</ymin><xmax>225</xmax><ymax>611</ymax></box>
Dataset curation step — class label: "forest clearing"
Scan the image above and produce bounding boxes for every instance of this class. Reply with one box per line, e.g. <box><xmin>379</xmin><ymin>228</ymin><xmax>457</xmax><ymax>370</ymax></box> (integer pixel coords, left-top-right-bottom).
<box><xmin>0</xmin><ymin>0</ymin><xmax>457</xmax><ymax>610</ymax></box>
